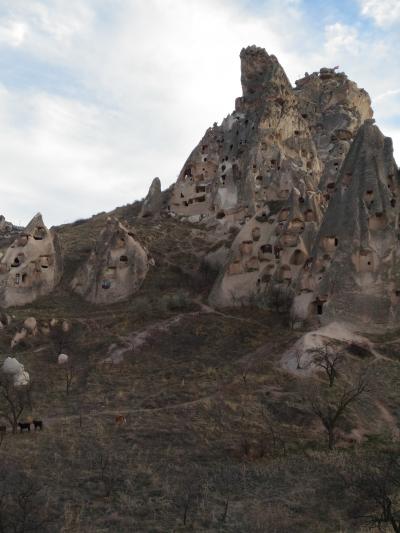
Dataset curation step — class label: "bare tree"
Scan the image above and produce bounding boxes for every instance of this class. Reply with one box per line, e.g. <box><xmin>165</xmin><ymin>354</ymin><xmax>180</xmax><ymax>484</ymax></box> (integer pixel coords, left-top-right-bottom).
<box><xmin>308</xmin><ymin>375</ymin><xmax>368</xmax><ymax>450</ymax></box>
<box><xmin>311</xmin><ymin>344</ymin><xmax>344</xmax><ymax>387</ymax></box>
<box><xmin>0</xmin><ymin>375</ymin><xmax>31</xmax><ymax>433</ymax></box>
<box><xmin>348</xmin><ymin>451</ymin><xmax>400</xmax><ymax>532</ymax></box>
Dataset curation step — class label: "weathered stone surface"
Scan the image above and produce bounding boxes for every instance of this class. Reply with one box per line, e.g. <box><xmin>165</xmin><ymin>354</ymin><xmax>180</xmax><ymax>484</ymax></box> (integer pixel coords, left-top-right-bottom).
<box><xmin>170</xmin><ymin>47</ymin><xmax>372</xmax><ymax>225</ymax></box>
<box><xmin>170</xmin><ymin>46</ymin><xmax>322</xmax><ymax>221</ymax></box>
<box><xmin>71</xmin><ymin>217</ymin><xmax>150</xmax><ymax>304</ymax></box>
<box><xmin>139</xmin><ymin>177</ymin><xmax>163</xmax><ymax>218</ymax></box>
<box><xmin>0</xmin><ymin>213</ymin><xmax>62</xmax><ymax>308</ymax></box>
<box><xmin>293</xmin><ymin>120</ymin><xmax>400</xmax><ymax>329</ymax></box>
<box><xmin>295</xmin><ymin>68</ymin><xmax>373</xmax><ymax>194</ymax></box>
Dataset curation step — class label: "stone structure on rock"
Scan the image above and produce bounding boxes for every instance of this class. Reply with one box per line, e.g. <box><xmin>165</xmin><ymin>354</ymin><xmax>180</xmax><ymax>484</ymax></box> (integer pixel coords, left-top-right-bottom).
<box><xmin>0</xmin><ymin>213</ymin><xmax>62</xmax><ymax>308</ymax></box>
<box><xmin>293</xmin><ymin>120</ymin><xmax>400</xmax><ymax>329</ymax></box>
<box><xmin>71</xmin><ymin>217</ymin><xmax>151</xmax><ymax>304</ymax></box>
<box><xmin>139</xmin><ymin>177</ymin><xmax>163</xmax><ymax>218</ymax></box>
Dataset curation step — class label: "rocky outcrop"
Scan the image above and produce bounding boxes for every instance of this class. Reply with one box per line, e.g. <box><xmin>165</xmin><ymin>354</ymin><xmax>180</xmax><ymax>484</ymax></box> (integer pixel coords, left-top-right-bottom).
<box><xmin>0</xmin><ymin>213</ymin><xmax>62</xmax><ymax>308</ymax></box>
<box><xmin>181</xmin><ymin>46</ymin><xmax>378</xmax><ymax>313</ymax></box>
<box><xmin>293</xmin><ymin>120</ymin><xmax>400</xmax><ymax>329</ymax></box>
<box><xmin>295</xmin><ymin>68</ymin><xmax>373</xmax><ymax>194</ymax></box>
<box><xmin>71</xmin><ymin>217</ymin><xmax>151</xmax><ymax>304</ymax></box>
<box><xmin>170</xmin><ymin>47</ymin><xmax>372</xmax><ymax>225</ymax></box>
<box><xmin>170</xmin><ymin>46</ymin><xmax>322</xmax><ymax>222</ymax></box>
<box><xmin>139</xmin><ymin>177</ymin><xmax>163</xmax><ymax>218</ymax></box>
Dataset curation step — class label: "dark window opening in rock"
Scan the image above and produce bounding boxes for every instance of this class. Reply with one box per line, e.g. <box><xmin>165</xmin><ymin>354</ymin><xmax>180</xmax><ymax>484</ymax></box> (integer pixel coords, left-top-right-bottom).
<box><xmin>15</xmin><ymin>273</ymin><xmax>20</xmax><ymax>285</ymax></box>
<box><xmin>203</xmin><ymin>157</ymin><xmax>207</xmax><ymax>162</ymax></box>
<box><xmin>196</xmin><ymin>185</ymin><xmax>206</xmax><ymax>194</ymax></box>
<box><xmin>183</xmin><ymin>201</ymin><xmax>189</xmax><ymax>207</ymax></box>
<box><xmin>366</xmin><ymin>190</ymin><xmax>373</xmax><ymax>195</ymax></box>
<box><xmin>317</xmin><ymin>303</ymin><xmax>323</xmax><ymax>315</ymax></box>
<box><xmin>216</xmin><ymin>211</ymin><xmax>225</xmax><ymax>219</ymax></box>
<box><xmin>256</xmin><ymin>175</ymin><xmax>263</xmax><ymax>181</ymax></box>
<box><xmin>334</xmin><ymin>238</ymin><xmax>338</xmax><ymax>246</ymax></box>
<box><xmin>184</xmin><ymin>167</ymin><xmax>192</xmax><ymax>177</ymax></box>
<box><xmin>327</xmin><ymin>182</ymin><xmax>335</xmax><ymax>190</ymax></box>
<box><xmin>195</xmin><ymin>196</ymin><xmax>206</xmax><ymax>203</ymax></box>
<box><xmin>221</xmin><ymin>165</ymin><xmax>226</xmax><ymax>172</ymax></box>
<box><xmin>261</xmin><ymin>244</ymin><xmax>273</xmax><ymax>254</ymax></box>
<box><xmin>290</xmin><ymin>249</ymin><xmax>307</xmax><ymax>266</ymax></box>
<box><xmin>391</xmin><ymin>199</ymin><xmax>396</xmax><ymax>207</ymax></box>
<box><xmin>301</xmin><ymin>113</ymin><xmax>308</xmax><ymax>119</ymax></box>
<box><xmin>22</xmin><ymin>274</ymin><xmax>27</xmax><ymax>283</ymax></box>
<box><xmin>230</xmin><ymin>144</ymin><xmax>233</xmax><ymax>150</ymax></box>
<box><xmin>120</xmin><ymin>255</ymin><xmax>128</xmax><ymax>262</ymax></box>
<box><xmin>102</xmin><ymin>280</ymin><xmax>111</xmax><ymax>290</ymax></box>
<box><xmin>201</xmin><ymin>145</ymin><xmax>208</xmax><ymax>153</ymax></box>
<box><xmin>299</xmin><ymin>197</ymin><xmax>305</xmax><ymax>203</ymax></box>
<box><xmin>180</xmin><ymin>193</ymin><xmax>184</xmax><ymax>198</ymax></box>
<box><xmin>33</xmin><ymin>227</ymin><xmax>46</xmax><ymax>240</ymax></box>
<box><xmin>396</xmin><ymin>290</ymin><xmax>400</xmax><ymax>297</ymax></box>
<box><xmin>307</xmin><ymin>161</ymin><xmax>312</xmax><ymax>170</ymax></box>
<box><xmin>294</xmin><ymin>130</ymin><xmax>299</xmax><ymax>136</ymax></box>
<box><xmin>236</xmin><ymin>130</ymin><xmax>239</xmax><ymax>135</ymax></box>
<box><xmin>271</xmin><ymin>159</ymin><xmax>276</xmax><ymax>165</ymax></box>
<box><xmin>11</xmin><ymin>257</ymin><xmax>20</xmax><ymax>268</ymax></box>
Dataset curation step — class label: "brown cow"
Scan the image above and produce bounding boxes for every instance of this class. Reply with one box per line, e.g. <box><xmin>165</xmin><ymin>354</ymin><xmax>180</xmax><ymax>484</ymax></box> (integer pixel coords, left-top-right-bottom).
<box><xmin>115</xmin><ymin>415</ymin><xmax>127</xmax><ymax>425</ymax></box>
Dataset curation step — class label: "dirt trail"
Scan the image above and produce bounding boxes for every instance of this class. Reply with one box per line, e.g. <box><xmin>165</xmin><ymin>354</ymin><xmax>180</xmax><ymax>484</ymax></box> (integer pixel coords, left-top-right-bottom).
<box><xmin>45</xmin><ymin>394</ymin><xmax>216</xmax><ymax>427</ymax></box>
<box><xmin>104</xmin><ymin>311</ymin><xmax>201</xmax><ymax>364</ymax></box>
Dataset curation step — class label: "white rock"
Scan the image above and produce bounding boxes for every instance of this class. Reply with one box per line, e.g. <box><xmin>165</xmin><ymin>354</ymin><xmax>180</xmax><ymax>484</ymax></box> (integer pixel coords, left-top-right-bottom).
<box><xmin>23</xmin><ymin>317</ymin><xmax>37</xmax><ymax>332</ymax></box>
<box><xmin>58</xmin><ymin>353</ymin><xmax>69</xmax><ymax>365</ymax></box>
<box><xmin>2</xmin><ymin>356</ymin><xmax>24</xmax><ymax>375</ymax></box>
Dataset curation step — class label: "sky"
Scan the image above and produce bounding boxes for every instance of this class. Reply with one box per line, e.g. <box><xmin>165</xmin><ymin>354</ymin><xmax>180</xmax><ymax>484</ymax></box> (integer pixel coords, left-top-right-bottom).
<box><xmin>0</xmin><ymin>0</ymin><xmax>399</xmax><ymax>226</ymax></box>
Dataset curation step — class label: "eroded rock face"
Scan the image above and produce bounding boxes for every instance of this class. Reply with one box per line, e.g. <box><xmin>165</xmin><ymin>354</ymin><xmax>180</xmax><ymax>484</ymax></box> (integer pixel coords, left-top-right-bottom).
<box><xmin>170</xmin><ymin>47</ymin><xmax>372</xmax><ymax>225</ymax></box>
<box><xmin>0</xmin><ymin>213</ymin><xmax>62</xmax><ymax>308</ymax></box>
<box><xmin>209</xmin><ymin>186</ymin><xmax>325</xmax><ymax>306</ymax></box>
<box><xmin>140</xmin><ymin>177</ymin><xmax>163</xmax><ymax>218</ymax></box>
<box><xmin>71</xmin><ymin>217</ymin><xmax>150</xmax><ymax>304</ymax></box>
<box><xmin>170</xmin><ymin>46</ymin><xmax>322</xmax><ymax>222</ymax></box>
<box><xmin>295</xmin><ymin>68</ymin><xmax>373</xmax><ymax>194</ymax></box>
<box><xmin>178</xmin><ymin>46</ymin><xmax>378</xmax><ymax>313</ymax></box>
<box><xmin>293</xmin><ymin>120</ymin><xmax>400</xmax><ymax>329</ymax></box>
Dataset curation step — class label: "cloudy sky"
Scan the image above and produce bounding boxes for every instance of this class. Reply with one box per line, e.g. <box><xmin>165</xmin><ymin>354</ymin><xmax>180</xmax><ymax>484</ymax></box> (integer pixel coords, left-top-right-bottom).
<box><xmin>0</xmin><ymin>0</ymin><xmax>399</xmax><ymax>226</ymax></box>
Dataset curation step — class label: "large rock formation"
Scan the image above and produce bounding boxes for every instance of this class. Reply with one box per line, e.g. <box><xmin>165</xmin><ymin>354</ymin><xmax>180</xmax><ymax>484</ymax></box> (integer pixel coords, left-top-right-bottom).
<box><xmin>184</xmin><ymin>46</ymin><xmax>374</xmax><ymax>309</ymax></box>
<box><xmin>139</xmin><ymin>177</ymin><xmax>163</xmax><ymax>218</ymax></box>
<box><xmin>0</xmin><ymin>213</ymin><xmax>62</xmax><ymax>308</ymax></box>
<box><xmin>71</xmin><ymin>217</ymin><xmax>150</xmax><ymax>304</ymax></box>
<box><xmin>170</xmin><ymin>46</ymin><xmax>372</xmax><ymax>225</ymax></box>
<box><xmin>293</xmin><ymin>120</ymin><xmax>400</xmax><ymax>329</ymax></box>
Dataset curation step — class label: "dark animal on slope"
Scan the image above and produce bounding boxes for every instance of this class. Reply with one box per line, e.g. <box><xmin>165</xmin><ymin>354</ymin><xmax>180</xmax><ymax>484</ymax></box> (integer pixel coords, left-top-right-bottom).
<box><xmin>18</xmin><ymin>422</ymin><xmax>31</xmax><ymax>432</ymax></box>
<box><xmin>33</xmin><ymin>420</ymin><xmax>43</xmax><ymax>431</ymax></box>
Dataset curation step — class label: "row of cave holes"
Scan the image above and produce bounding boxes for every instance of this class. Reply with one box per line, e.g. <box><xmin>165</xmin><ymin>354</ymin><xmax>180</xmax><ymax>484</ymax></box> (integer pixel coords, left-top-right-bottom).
<box><xmin>11</xmin><ymin>255</ymin><xmax>50</xmax><ymax>269</ymax></box>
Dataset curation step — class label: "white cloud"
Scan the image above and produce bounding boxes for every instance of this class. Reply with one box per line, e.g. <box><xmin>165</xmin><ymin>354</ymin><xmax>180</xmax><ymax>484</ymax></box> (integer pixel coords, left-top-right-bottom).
<box><xmin>358</xmin><ymin>0</ymin><xmax>400</xmax><ymax>27</ymax></box>
<box><xmin>0</xmin><ymin>20</ymin><xmax>27</xmax><ymax>46</ymax></box>
<box><xmin>324</xmin><ymin>23</ymin><xmax>360</xmax><ymax>55</ymax></box>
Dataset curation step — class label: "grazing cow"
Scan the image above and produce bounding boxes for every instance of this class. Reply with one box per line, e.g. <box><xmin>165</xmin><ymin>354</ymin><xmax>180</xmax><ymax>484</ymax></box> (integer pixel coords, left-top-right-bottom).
<box><xmin>115</xmin><ymin>415</ymin><xmax>127</xmax><ymax>425</ymax></box>
<box><xmin>33</xmin><ymin>420</ymin><xmax>43</xmax><ymax>431</ymax></box>
<box><xmin>0</xmin><ymin>425</ymin><xmax>6</xmax><ymax>434</ymax></box>
<box><xmin>18</xmin><ymin>422</ymin><xmax>31</xmax><ymax>432</ymax></box>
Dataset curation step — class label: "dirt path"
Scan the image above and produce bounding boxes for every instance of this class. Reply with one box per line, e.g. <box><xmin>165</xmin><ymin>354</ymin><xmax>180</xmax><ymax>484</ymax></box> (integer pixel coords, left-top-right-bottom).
<box><xmin>104</xmin><ymin>311</ymin><xmax>202</xmax><ymax>363</ymax></box>
<box><xmin>45</xmin><ymin>394</ymin><xmax>217</xmax><ymax>427</ymax></box>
